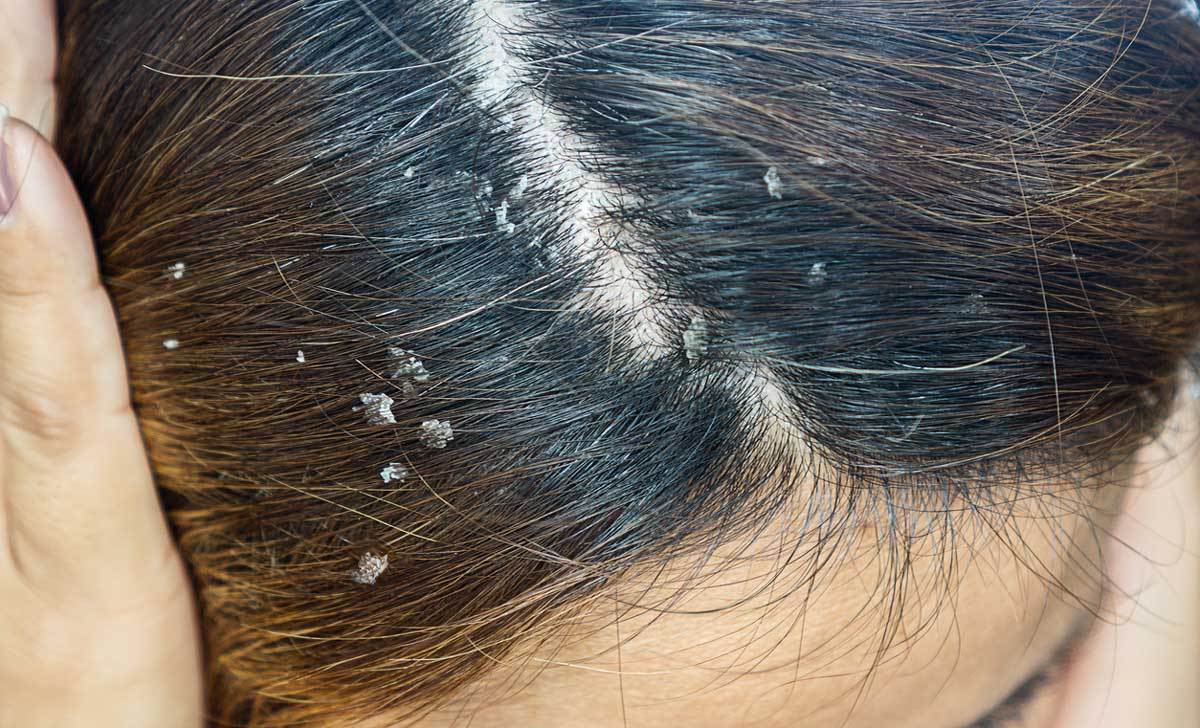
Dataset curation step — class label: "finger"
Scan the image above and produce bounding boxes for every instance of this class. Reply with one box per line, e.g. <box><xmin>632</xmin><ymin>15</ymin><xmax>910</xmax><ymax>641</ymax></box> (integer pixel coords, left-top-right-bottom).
<box><xmin>0</xmin><ymin>0</ymin><xmax>57</xmax><ymax>139</ymax></box>
<box><xmin>0</xmin><ymin>110</ymin><xmax>176</xmax><ymax>590</ymax></box>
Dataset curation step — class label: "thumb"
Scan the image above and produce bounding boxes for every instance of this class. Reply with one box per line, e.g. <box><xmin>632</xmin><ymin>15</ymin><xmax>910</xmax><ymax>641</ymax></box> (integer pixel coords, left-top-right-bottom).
<box><xmin>0</xmin><ymin>105</ymin><xmax>178</xmax><ymax>600</ymax></box>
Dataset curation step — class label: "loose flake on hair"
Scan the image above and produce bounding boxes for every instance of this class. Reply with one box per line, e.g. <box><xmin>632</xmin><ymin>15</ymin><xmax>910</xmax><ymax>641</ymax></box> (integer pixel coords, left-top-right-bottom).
<box><xmin>763</xmin><ymin>166</ymin><xmax>784</xmax><ymax>199</ymax></box>
<box><xmin>962</xmin><ymin>293</ymin><xmax>991</xmax><ymax>315</ymax></box>
<box><xmin>420</xmin><ymin>419</ymin><xmax>454</xmax><ymax>449</ymax></box>
<box><xmin>510</xmin><ymin>174</ymin><xmax>529</xmax><ymax>198</ymax></box>
<box><xmin>495</xmin><ymin>199</ymin><xmax>515</xmax><ymax>234</ymax></box>
<box><xmin>389</xmin><ymin>348</ymin><xmax>431</xmax><ymax>382</ymax></box>
<box><xmin>807</xmin><ymin>262</ymin><xmax>827</xmax><ymax>286</ymax></box>
<box><xmin>356</xmin><ymin>392</ymin><xmax>397</xmax><ymax>425</ymax></box>
<box><xmin>683</xmin><ymin>314</ymin><xmax>710</xmax><ymax>364</ymax></box>
<box><xmin>380</xmin><ymin>463</ymin><xmax>410</xmax><ymax>483</ymax></box>
<box><xmin>350</xmin><ymin>550</ymin><xmax>389</xmax><ymax>585</ymax></box>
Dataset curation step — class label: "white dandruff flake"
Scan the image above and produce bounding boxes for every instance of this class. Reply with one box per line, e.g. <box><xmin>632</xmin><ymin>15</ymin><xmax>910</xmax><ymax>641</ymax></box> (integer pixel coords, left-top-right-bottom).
<box><xmin>163</xmin><ymin>338</ymin><xmax>180</xmax><ymax>350</ymax></box>
<box><xmin>350</xmin><ymin>551</ymin><xmax>389</xmax><ymax>585</ymax></box>
<box><xmin>404</xmin><ymin>166</ymin><xmax>416</xmax><ymax>178</ymax></box>
<box><xmin>356</xmin><ymin>392</ymin><xmax>396</xmax><ymax>425</ymax></box>
<box><xmin>420</xmin><ymin>419</ymin><xmax>454</xmax><ymax>449</ymax></box>
<box><xmin>296</xmin><ymin>350</ymin><xmax>306</xmax><ymax>363</ymax></box>
<box><xmin>807</xmin><ymin>262</ymin><xmax>827</xmax><ymax>285</ymax></box>
<box><xmin>963</xmin><ymin>293</ymin><xmax>991</xmax><ymax>315</ymax></box>
<box><xmin>763</xmin><ymin>166</ymin><xmax>784</xmax><ymax>200</ymax></box>
<box><xmin>494</xmin><ymin>199</ymin><xmax>513</xmax><ymax>233</ymax></box>
<box><xmin>683</xmin><ymin>314</ymin><xmax>709</xmax><ymax>364</ymax></box>
<box><xmin>389</xmin><ymin>348</ymin><xmax>430</xmax><ymax>382</ymax></box>
<box><xmin>510</xmin><ymin>174</ymin><xmax>529</xmax><ymax>199</ymax></box>
<box><xmin>380</xmin><ymin>463</ymin><xmax>409</xmax><ymax>484</ymax></box>
<box><xmin>166</xmin><ymin>262</ymin><xmax>186</xmax><ymax>280</ymax></box>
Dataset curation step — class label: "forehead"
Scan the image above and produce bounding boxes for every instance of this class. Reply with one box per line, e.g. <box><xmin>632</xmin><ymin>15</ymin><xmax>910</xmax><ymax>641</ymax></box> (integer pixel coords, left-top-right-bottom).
<box><xmin>359</xmin><ymin>475</ymin><xmax>1121</xmax><ymax>728</ymax></box>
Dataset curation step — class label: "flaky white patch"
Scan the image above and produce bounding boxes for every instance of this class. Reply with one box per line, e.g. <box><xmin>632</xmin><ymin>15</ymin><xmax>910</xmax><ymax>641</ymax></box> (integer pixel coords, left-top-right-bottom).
<box><xmin>472</xmin><ymin>0</ymin><xmax>671</xmax><ymax>357</ymax></box>
<box><xmin>807</xmin><ymin>262</ymin><xmax>827</xmax><ymax>285</ymax></box>
<box><xmin>510</xmin><ymin>174</ymin><xmax>529</xmax><ymax>199</ymax></box>
<box><xmin>163</xmin><ymin>338</ymin><xmax>180</xmax><ymax>350</ymax></box>
<box><xmin>380</xmin><ymin>463</ymin><xmax>409</xmax><ymax>483</ymax></box>
<box><xmin>350</xmin><ymin>551</ymin><xmax>389</xmax><ymax>585</ymax></box>
<box><xmin>763</xmin><ymin>166</ymin><xmax>783</xmax><ymax>199</ymax></box>
<box><xmin>389</xmin><ymin>348</ymin><xmax>431</xmax><ymax>382</ymax></box>
<box><xmin>962</xmin><ymin>293</ymin><xmax>990</xmax><ymax>315</ymax></box>
<box><xmin>683</xmin><ymin>314</ymin><xmax>709</xmax><ymax>364</ymax></box>
<box><xmin>420</xmin><ymin>419</ymin><xmax>454</xmax><ymax>449</ymax></box>
<box><xmin>496</xmin><ymin>199</ymin><xmax>514</xmax><ymax>234</ymax></box>
<box><xmin>356</xmin><ymin>393</ymin><xmax>396</xmax><ymax>425</ymax></box>
<box><xmin>744</xmin><ymin>363</ymin><xmax>807</xmax><ymax>449</ymax></box>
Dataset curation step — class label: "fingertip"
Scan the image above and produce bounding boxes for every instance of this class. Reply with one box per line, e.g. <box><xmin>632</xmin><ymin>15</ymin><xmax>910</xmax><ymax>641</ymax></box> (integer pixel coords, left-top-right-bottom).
<box><xmin>0</xmin><ymin>106</ymin><xmax>97</xmax><ymax>292</ymax></box>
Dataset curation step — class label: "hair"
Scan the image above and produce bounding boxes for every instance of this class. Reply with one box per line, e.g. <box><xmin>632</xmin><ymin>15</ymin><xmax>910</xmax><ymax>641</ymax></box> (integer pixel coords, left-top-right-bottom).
<box><xmin>56</xmin><ymin>1</ymin><xmax>1200</xmax><ymax>725</ymax></box>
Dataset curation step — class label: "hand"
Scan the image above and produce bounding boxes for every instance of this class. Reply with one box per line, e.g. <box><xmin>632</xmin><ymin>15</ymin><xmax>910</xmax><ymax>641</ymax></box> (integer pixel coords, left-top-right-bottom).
<box><xmin>0</xmin><ymin>2</ymin><xmax>205</xmax><ymax>726</ymax></box>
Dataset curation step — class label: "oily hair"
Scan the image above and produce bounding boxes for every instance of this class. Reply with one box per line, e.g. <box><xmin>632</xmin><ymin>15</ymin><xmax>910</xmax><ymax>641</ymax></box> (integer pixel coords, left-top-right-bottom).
<box><xmin>57</xmin><ymin>0</ymin><xmax>1200</xmax><ymax>725</ymax></box>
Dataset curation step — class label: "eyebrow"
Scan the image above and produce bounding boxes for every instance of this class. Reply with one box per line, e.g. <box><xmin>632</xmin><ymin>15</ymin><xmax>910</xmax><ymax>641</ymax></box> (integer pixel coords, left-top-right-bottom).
<box><xmin>964</xmin><ymin>616</ymin><xmax>1094</xmax><ymax>728</ymax></box>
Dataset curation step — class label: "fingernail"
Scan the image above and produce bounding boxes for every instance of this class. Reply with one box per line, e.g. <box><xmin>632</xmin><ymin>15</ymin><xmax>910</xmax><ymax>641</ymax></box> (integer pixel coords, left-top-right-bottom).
<box><xmin>0</xmin><ymin>103</ymin><xmax>13</xmax><ymax>219</ymax></box>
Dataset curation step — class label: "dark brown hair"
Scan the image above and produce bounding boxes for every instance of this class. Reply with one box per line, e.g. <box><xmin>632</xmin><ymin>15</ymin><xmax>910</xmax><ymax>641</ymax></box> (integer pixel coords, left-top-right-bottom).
<box><xmin>56</xmin><ymin>1</ymin><xmax>1200</xmax><ymax>725</ymax></box>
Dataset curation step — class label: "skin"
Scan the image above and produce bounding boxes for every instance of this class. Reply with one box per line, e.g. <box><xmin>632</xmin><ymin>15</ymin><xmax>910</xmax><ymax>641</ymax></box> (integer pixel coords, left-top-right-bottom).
<box><xmin>0</xmin><ymin>2</ymin><xmax>1196</xmax><ymax>726</ymax></box>
<box><xmin>372</xmin><ymin>478</ymin><xmax>1110</xmax><ymax>728</ymax></box>
<box><xmin>1056</xmin><ymin>406</ymin><xmax>1200</xmax><ymax>728</ymax></box>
